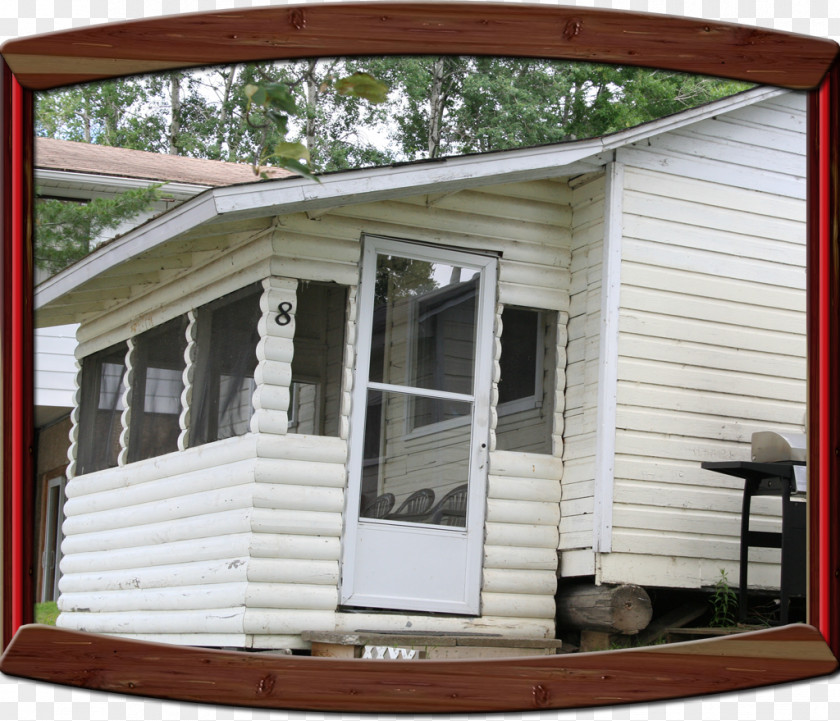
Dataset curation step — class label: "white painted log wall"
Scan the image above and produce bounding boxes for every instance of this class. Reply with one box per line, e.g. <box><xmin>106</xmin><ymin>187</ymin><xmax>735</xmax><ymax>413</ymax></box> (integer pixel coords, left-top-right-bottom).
<box><xmin>59</xmin><ymin>180</ymin><xmax>572</xmax><ymax>647</ymax></box>
<box><xmin>480</xmin><ymin>449</ymin><xmax>561</xmax><ymax>628</ymax></box>
<box><xmin>599</xmin><ymin>92</ymin><xmax>808</xmax><ymax>591</ymax></box>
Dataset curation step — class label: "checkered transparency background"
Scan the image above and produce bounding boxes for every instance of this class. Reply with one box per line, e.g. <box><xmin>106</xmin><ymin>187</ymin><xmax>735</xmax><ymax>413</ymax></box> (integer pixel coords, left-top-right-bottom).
<box><xmin>1</xmin><ymin>0</ymin><xmax>838</xmax><ymax>720</ymax></box>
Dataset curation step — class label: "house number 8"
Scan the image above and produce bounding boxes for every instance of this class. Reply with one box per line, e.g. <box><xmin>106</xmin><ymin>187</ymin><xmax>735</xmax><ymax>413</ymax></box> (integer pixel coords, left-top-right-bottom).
<box><xmin>275</xmin><ymin>301</ymin><xmax>293</xmax><ymax>326</ymax></box>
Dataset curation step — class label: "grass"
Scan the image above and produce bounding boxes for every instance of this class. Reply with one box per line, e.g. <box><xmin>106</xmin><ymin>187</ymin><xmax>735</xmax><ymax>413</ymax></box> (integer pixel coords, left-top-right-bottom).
<box><xmin>34</xmin><ymin>601</ymin><xmax>60</xmax><ymax>626</ymax></box>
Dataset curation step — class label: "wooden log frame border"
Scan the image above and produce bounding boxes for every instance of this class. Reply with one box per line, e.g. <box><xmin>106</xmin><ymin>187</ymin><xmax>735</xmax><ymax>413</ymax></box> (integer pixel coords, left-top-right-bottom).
<box><xmin>1</xmin><ymin>1</ymin><xmax>839</xmax><ymax>712</ymax></box>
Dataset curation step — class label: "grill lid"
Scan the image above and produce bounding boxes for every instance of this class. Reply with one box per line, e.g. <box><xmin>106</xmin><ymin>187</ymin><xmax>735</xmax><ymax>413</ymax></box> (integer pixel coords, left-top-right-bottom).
<box><xmin>751</xmin><ymin>431</ymin><xmax>806</xmax><ymax>463</ymax></box>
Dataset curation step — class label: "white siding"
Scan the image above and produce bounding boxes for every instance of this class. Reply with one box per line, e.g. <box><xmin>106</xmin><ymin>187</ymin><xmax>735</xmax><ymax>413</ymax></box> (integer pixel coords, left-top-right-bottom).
<box><xmin>34</xmin><ymin>324</ymin><xmax>78</xmax><ymax>413</ymax></box>
<box><xmin>559</xmin><ymin>171</ymin><xmax>605</xmax><ymax>576</ymax></box>
<box><xmin>599</xmin><ymin>92</ymin><xmax>807</xmax><ymax>591</ymax></box>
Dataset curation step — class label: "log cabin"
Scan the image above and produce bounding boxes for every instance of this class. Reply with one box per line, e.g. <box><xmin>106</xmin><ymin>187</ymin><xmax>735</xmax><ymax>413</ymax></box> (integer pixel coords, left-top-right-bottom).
<box><xmin>33</xmin><ymin>85</ymin><xmax>807</xmax><ymax>652</ymax></box>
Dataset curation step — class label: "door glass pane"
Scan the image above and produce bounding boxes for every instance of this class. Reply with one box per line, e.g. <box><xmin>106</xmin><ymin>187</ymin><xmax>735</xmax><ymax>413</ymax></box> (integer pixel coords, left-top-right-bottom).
<box><xmin>359</xmin><ymin>389</ymin><xmax>470</xmax><ymax>527</ymax></box>
<box><xmin>370</xmin><ymin>253</ymin><xmax>479</xmax><ymax>392</ymax></box>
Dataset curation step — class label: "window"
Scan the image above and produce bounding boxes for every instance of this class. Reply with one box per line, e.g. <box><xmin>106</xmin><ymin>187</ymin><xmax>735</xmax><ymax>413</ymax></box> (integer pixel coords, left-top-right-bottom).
<box><xmin>498</xmin><ymin>307</ymin><xmax>542</xmax><ymax>408</ymax></box>
<box><xmin>76</xmin><ymin>341</ymin><xmax>127</xmax><ymax>475</ymax></box>
<box><xmin>289</xmin><ymin>282</ymin><xmax>348</xmax><ymax>437</ymax></box>
<box><xmin>38</xmin><ymin>474</ymin><xmax>66</xmax><ymax>602</ymax></box>
<box><xmin>127</xmin><ymin>315</ymin><xmax>188</xmax><ymax>462</ymax></box>
<box><xmin>495</xmin><ymin>307</ymin><xmax>555</xmax><ymax>454</ymax></box>
<box><xmin>190</xmin><ymin>283</ymin><xmax>262</xmax><ymax>447</ymax></box>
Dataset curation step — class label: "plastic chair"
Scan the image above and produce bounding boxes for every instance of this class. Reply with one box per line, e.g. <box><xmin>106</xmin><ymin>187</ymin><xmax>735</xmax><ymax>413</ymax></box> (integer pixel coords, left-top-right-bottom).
<box><xmin>429</xmin><ymin>484</ymin><xmax>468</xmax><ymax>526</ymax></box>
<box><xmin>361</xmin><ymin>492</ymin><xmax>395</xmax><ymax>519</ymax></box>
<box><xmin>387</xmin><ymin>488</ymin><xmax>435</xmax><ymax>521</ymax></box>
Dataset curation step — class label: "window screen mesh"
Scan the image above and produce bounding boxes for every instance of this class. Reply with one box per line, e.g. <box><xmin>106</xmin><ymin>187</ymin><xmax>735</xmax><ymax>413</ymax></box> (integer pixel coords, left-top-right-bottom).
<box><xmin>76</xmin><ymin>342</ymin><xmax>127</xmax><ymax>475</ymax></box>
<box><xmin>127</xmin><ymin>316</ymin><xmax>188</xmax><ymax>462</ymax></box>
<box><xmin>190</xmin><ymin>284</ymin><xmax>262</xmax><ymax>446</ymax></box>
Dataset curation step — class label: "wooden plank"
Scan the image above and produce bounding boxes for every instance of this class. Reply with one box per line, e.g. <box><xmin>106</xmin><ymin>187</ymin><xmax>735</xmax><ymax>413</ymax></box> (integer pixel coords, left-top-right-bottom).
<box><xmin>685</xmin><ymin>115</ymin><xmax>805</xmax><ymax>157</ymax></box>
<box><xmin>248</xmin><ymin>509</ymin><xmax>342</xmax><ymax>538</ymax></box>
<box><xmin>615</xmin><ymin>383</ymin><xmax>805</xmax><ymax>427</ymax></box>
<box><xmin>486</xmin><ymin>498</ymin><xmax>560</xmax><ymax>527</ymax></box>
<box><xmin>248</xmin><ymin>533</ymin><xmax>341</xmax><ymax>561</ymax></box>
<box><xmin>610</xmin><ymin>504</ymin><xmax>779</xmax><ymax>539</ymax></box>
<box><xmin>63</xmin><ymin>485</ymin><xmax>256</xmax><ymax>537</ymax></box>
<box><xmin>480</xmin><ymin>593</ymin><xmax>556</xmax><ymax>620</ymax></box>
<box><xmin>621</xmin><ymin>261</ymin><xmax>806</xmax><ymax>312</ymax></box>
<box><xmin>618</xmin><ymin>311</ymin><xmax>807</xmax><ymax>358</ymax></box>
<box><xmin>1</xmin><ymin>625</ymin><xmax>834</xmax><ymax>712</ymax></box>
<box><xmin>623</xmin><ymin>192</ymin><xmax>804</xmax><ymax>245</ymax></box>
<box><xmin>618</xmin><ymin>146</ymin><xmax>806</xmax><ymax>200</ymax></box>
<box><xmin>57</xmin><ymin>609</ymin><xmax>247</xmax><ymax>635</ymax></box>
<box><xmin>6</xmin><ymin>3</ymin><xmax>837</xmax><ymax>90</ymax></box>
<box><xmin>484</xmin><ymin>545</ymin><xmax>557</xmax><ymax>572</ymax></box>
<box><xmin>482</xmin><ymin>568</ymin><xmax>557</xmax><ymax>596</ymax></box>
<box><xmin>616</xmin><ymin>358</ymin><xmax>805</xmax><ymax>404</ymax></box>
<box><xmin>64</xmin><ymin>459</ymin><xmax>256</xmax><ymax>516</ymax></box>
<box><xmin>621</xmin><ymin>220</ymin><xmax>806</xmax><ymax>276</ymax></box>
<box><xmin>60</xmin><ymin>511</ymin><xmax>253</xmax><ymax>557</ymax></box>
<box><xmin>399</xmin><ymin>189</ymin><xmax>573</xmax><ymax>226</ymax></box>
<box><xmin>613</xmin><ymin>406</ymin><xmax>806</xmax><ymax>444</ymax></box>
<box><xmin>475</xmin><ymin>180</ymin><xmax>572</xmax><ymax>205</ymax></box>
<box><xmin>635</xmin><ymin>601</ymin><xmax>708</xmax><ymax>646</ymax></box>
<box><xmin>624</xmin><ymin>166</ymin><xmax>805</xmax><ymax>221</ymax></box>
<box><xmin>59</xmin><ymin>583</ymin><xmax>251</xmax><ymax>613</ymax></box>
<box><xmin>649</xmin><ymin>129</ymin><xmax>805</xmax><ymax>177</ymax></box>
<box><xmin>596</xmin><ymin>551</ymin><xmax>779</xmax><ymax>591</ymax></box>
<box><xmin>334</xmin><ymin>199</ymin><xmax>571</xmax><ymax>247</ymax></box>
<box><xmin>617</xmin><ymin>335</ymin><xmax>805</xmax><ymax>380</ymax></box>
<box><xmin>60</xmin><ymin>552</ymin><xmax>252</xmax><ymax>588</ymax></box>
<box><xmin>558</xmin><ymin>549</ymin><xmax>595</xmax><ymax>577</ymax></box>
<box><xmin>253</xmin><ymin>484</ymin><xmax>343</xmax><ymax>514</ymax></box>
<box><xmin>612</xmin><ymin>432</ymin><xmax>790</xmax><ymax>466</ymax></box>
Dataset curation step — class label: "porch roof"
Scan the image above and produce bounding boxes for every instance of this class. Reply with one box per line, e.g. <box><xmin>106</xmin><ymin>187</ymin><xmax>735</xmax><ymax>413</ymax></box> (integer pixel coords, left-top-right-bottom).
<box><xmin>34</xmin><ymin>85</ymin><xmax>788</xmax><ymax>327</ymax></box>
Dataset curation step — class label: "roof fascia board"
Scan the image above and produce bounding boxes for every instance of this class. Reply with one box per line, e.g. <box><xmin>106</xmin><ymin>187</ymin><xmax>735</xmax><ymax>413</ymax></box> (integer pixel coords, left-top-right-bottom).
<box><xmin>35</xmin><ymin>168</ymin><xmax>211</xmax><ymax>198</ymax></box>
<box><xmin>597</xmin><ymin>85</ymin><xmax>789</xmax><ymax>153</ymax></box>
<box><xmin>211</xmin><ymin>153</ymin><xmax>609</xmax><ymax>220</ymax></box>
<box><xmin>34</xmin><ymin>193</ymin><xmax>219</xmax><ymax>311</ymax></box>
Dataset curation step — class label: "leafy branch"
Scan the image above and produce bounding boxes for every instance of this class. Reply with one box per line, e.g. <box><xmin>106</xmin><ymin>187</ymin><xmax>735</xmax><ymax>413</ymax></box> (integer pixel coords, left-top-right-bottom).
<box><xmin>244</xmin><ymin>70</ymin><xmax>388</xmax><ymax>179</ymax></box>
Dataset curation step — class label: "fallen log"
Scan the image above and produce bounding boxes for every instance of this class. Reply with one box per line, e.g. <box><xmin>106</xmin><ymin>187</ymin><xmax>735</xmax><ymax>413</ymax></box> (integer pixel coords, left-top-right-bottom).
<box><xmin>556</xmin><ymin>583</ymin><xmax>653</xmax><ymax>634</ymax></box>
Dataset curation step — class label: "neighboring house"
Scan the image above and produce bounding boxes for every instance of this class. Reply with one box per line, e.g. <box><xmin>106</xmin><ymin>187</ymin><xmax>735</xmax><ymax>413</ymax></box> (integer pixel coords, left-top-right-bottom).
<box><xmin>32</xmin><ymin>139</ymin><xmax>290</xmax><ymax>605</ymax></box>
<box><xmin>33</xmin><ymin>86</ymin><xmax>806</xmax><ymax>650</ymax></box>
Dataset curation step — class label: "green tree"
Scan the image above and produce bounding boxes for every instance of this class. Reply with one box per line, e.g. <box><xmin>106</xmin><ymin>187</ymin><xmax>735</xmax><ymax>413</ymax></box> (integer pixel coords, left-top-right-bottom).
<box><xmin>360</xmin><ymin>57</ymin><xmax>751</xmax><ymax>160</ymax></box>
<box><xmin>34</xmin><ymin>185</ymin><xmax>162</xmax><ymax>275</ymax></box>
<box><xmin>36</xmin><ymin>77</ymin><xmax>162</xmax><ymax>150</ymax></box>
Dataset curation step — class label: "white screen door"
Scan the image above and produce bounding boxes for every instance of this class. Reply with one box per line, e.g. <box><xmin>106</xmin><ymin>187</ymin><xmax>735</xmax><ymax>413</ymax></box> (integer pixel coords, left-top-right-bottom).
<box><xmin>340</xmin><ymin>236</ymin><xmax>496</xmax><ymax>614</ymax></box>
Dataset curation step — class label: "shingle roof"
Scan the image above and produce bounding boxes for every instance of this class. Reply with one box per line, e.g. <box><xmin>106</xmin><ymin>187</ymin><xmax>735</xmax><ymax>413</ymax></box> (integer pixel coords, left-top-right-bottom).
<box><xmin>35</xmin><ymin>137</ymin><xmax>294</xmax><ymax>186</ymax></box>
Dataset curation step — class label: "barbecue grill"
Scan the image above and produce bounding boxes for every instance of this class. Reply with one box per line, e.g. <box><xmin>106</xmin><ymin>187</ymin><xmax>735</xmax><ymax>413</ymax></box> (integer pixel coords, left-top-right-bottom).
<box><xmin>701</xmin><ymin>431</ymin><xmax>806</xmax><ymax>625</ymax></box>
